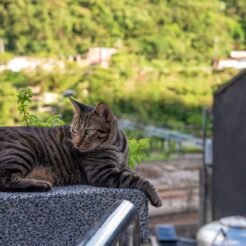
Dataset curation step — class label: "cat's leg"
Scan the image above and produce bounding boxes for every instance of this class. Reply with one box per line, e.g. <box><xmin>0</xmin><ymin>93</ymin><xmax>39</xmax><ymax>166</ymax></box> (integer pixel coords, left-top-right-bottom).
<box><xmin>86</xmin><ymin>164</ymin><xmax>162</xmax><ymax>207</ymax></box>
<box><xmin>0</xmin><ymin>170</ymin><xmax>53</xmax><ymax>192</ymax></box>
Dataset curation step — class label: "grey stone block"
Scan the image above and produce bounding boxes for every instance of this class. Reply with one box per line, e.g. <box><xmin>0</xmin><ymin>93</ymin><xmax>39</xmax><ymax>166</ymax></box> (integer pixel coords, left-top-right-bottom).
<box><xmin>0</xmin><ymin>185</ymin><xmax>149</xmax><ymax>245</ymax></box>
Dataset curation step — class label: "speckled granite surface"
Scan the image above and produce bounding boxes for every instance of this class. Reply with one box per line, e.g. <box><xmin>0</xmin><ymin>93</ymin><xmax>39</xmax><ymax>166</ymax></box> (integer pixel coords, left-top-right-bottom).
<box><xmin>0</xmin><ymin>185</ymin><xmax>149</xmax><ymax>246</ymax></box>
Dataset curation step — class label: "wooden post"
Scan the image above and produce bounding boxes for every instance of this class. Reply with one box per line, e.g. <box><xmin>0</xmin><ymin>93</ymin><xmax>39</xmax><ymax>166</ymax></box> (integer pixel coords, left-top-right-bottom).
<box><xmin>0</xmin><ymin>39</ymin><xmax>4</xmax><ymax>53</ymax></box>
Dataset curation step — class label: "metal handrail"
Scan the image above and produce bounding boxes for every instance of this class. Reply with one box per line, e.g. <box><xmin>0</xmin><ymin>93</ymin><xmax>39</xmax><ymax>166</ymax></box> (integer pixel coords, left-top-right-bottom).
<box><xmin>118</xmin><ymin>119</ymin><xmax>203</xmax><ymax>148</ymax></box>
<box><xmin>77</xmin><ymin>200</ymin><xmax>140</xmax><ymax>246</ymax></box>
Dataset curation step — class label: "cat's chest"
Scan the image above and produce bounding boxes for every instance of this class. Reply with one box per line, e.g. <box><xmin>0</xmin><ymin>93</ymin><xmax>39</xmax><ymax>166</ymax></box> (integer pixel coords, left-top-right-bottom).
<box><xmin>81</xmin><ymin>148</ymin><xmax>123</xmax><ymax>162</ymax></box>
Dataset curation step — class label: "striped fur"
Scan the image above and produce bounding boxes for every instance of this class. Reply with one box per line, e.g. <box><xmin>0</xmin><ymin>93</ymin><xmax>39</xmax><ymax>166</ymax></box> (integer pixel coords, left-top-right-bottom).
<box><xmin>0</xmin><ymin>100</ymin><xmax>162</xmax><ymax>207</ymax></box>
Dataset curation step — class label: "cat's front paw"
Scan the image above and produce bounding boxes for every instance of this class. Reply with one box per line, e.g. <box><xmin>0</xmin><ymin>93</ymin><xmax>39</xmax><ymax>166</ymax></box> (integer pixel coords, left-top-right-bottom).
<box><xmin>31</xmin><ymin>180</ymin><xmax>53</xmax><ymax>192</ymax></box>
<box><xmin>150</xmin><ymin>196</ymin><xmax>162</xmax><ymax>207</ymax></box>
<box><xmin>148</xmin><ymin>188</ymin><xmax>162</xmax><ymax>207</ymax></box>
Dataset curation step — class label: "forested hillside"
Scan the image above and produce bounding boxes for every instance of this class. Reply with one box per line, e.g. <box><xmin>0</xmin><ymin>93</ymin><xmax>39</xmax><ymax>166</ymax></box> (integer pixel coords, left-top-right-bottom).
<box><xmin>0</xmin><ymin>0</ymin><xmax>245</xmax><ymax>132</ymax></box>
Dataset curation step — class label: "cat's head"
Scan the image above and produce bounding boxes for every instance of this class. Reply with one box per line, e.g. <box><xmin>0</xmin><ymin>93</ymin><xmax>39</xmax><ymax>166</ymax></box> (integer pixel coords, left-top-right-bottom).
<box><xmin>70</xmin><ymin>98</ymin><xmax>117</xmax><ymax>152</ymax></box>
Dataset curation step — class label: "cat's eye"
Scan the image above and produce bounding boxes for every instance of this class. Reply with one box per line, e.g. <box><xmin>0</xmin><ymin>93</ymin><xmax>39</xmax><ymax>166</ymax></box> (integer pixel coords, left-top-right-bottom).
<box><xmin>85</xmin><ymin>129</ymin><xmax>95</xmax><ymax>135</ymax></box>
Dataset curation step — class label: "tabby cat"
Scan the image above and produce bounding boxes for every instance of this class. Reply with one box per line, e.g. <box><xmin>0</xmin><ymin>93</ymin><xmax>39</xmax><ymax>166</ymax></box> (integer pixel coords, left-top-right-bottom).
<box><xmin>0</xmin><ymin>99</ymin><xmax>162</xmax><ymax>207</ymax></box>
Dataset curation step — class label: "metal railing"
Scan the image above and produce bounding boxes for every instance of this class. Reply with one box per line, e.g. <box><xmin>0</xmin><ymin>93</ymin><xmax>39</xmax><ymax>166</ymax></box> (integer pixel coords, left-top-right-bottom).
<box><xmin>77</xmin><ymin>200</ymin><xmax>140</xmax><ymax>246</ymax></box>
<box><xmin>118</xmin><ymin>119</ymin><xmax>203</xmax><ymax>149</ymax></box>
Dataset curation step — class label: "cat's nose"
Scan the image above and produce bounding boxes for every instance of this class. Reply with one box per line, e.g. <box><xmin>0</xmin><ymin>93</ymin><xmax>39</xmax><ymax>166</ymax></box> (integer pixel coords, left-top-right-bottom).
<box><xmin>73</xmin><ymin>139</ymin><xmax>82</xmax><ymax>147</ymax></box>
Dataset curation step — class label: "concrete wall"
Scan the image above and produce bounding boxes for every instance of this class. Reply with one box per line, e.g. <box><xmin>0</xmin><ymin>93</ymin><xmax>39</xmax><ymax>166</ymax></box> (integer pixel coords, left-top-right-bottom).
<box><xmin>0</xmin><ymin>185</ymin><xmax>149</xmax><ymax>245</ymax></box>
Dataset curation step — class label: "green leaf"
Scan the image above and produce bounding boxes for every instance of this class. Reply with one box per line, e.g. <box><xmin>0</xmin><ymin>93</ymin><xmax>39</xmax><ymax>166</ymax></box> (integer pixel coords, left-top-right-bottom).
<box><xmin>46</xmin><ymin>115</ymin><xmax>65</xmax><ymax>127</ymax></box>
<box><xmin>128</xmin><ymin>138</ymin><xmax>150</xmax><ymax>169</ymax></box>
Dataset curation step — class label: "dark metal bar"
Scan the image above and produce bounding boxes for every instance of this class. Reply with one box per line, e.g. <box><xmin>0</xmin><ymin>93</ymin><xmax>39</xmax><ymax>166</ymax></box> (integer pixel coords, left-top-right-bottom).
<box><xmin>77</xmin><ymin>200</ymin><xmax>140</xmax><ymax>246</ymax></box>
<box><xmin>200</xmin><ymin>107</ymin><xmax>207</xmax><ymax>226</ymax></box>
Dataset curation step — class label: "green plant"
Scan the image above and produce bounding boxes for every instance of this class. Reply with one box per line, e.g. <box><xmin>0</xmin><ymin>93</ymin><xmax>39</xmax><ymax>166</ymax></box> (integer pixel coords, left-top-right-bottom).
<box><xmin>17</xmin><ymin>88</ymin><xmax>64</xmax><ymax>127</ymax></box>
<box><xmin>128</xmin><ymin>138</ymin><xmax>150</xmax><ymax>169</ymax></box>
<box><xmin>17</xmin><ymin>88</ymin><xmax>33</xmax><ymax>126</ymax></box>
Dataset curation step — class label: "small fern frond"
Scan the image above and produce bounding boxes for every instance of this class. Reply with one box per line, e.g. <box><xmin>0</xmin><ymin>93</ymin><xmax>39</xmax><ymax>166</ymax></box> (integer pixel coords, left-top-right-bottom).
<box><xmin>128</xmin><ymin>138</ymin><xmax>150</xmax><ymax>169</ymax></box>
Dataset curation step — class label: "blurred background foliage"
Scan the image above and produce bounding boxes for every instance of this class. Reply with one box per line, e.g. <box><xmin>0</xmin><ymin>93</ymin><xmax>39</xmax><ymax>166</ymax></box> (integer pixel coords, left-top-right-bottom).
<box><xmin>0</xmin><ymin>0</ymin><xmax>245</xmax><ymax>135</ymax></box>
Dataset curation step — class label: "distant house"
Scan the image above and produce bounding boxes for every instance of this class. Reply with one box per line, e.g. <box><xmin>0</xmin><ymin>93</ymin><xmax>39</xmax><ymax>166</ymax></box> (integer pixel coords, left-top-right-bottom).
<box><xmin>0</xmin><ymin>57</ymin><xmax>65</xmax><ymax>72</ymax></box>
<box><xmin>213</xmin><ymin>69</ymin><xmax>246</xmax><ymax>219</ymax></box>
<box><xmin>213</xmin><ymin>51</ymin><xmax>246</xmax><ymax>70</ymax></box>
<box><xmin>0</xmin><ymin>47</ymin><xmax>117</xmax><ymax>72</ymax></box>
<box><xmin>68</xmin><ymin>47</ymin><xmax>117</xmax><ymax>68</ymax></box>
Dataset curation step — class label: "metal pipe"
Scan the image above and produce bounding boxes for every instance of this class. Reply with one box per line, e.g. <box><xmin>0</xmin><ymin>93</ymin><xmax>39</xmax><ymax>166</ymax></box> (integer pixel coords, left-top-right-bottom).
<box><xmin>200</xmin><ymin>107</ymin><xmax>208</xmax><ymax>226</ymax></box>
<box><xmin>77</xmin><ymin>200</ymin><xmax>140</xmax><ymax>246</ymax></box>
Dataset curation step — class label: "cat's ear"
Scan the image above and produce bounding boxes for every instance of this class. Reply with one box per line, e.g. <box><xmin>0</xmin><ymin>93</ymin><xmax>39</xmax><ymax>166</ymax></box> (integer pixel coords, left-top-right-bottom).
<box><xmin>94</xmin><ymin>103</ymin><xmax>113</xmax><ymax>122</ymax></box>
<box><xmin>69</xmin><ymin>98</ymin><xmax>90</xmax><ymax>114</ymax></box>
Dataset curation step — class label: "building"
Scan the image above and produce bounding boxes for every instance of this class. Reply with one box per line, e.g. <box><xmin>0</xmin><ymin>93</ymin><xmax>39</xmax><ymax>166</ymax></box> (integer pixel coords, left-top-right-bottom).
<box><xmin>213</xmin><ymin>51</ymin><xmax>246</xmax><ymax>70</ymax></box>
<box><xmin>0</xmin><ymin>47</ymin><xmax>116</xmax><ymax>72</ymax></box>
<box><xmin>213</xmin><ymin>69</ymin><xmax>246</xmax><ymax>219</ymax></box>
<box><xmin>0</xmin><ymin>57</ymin><xmax>65</xmax><ymax>72</ymax></box>
<box><xmin>86</xmin><ymin>47</ymin><xmax>117</xmax><ymax>68</ymax></box>
<box><xmin>68</xmin><ymin>47</ymin><xmax>117</xmax><ymax>68</ymax></box>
